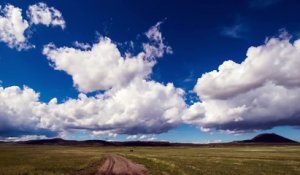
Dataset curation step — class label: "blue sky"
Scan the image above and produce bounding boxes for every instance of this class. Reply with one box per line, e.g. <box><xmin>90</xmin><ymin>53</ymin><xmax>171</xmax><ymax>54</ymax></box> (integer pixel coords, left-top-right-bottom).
<box><xmin>0</xmin><ymin>0</ymin><xmax>300</xmax><ymax>142</ymax></box>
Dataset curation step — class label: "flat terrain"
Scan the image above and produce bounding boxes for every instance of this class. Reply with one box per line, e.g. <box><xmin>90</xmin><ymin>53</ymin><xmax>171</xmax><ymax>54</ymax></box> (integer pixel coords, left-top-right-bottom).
<box><xmin>0</xmin><ymin>144</ymin><xmax>300</xmax><ymax>175</ymax></box>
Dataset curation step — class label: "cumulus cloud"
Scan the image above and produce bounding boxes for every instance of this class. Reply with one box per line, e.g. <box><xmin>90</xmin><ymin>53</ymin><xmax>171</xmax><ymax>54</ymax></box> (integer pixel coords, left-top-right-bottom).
<box><xmin>184</xmin><ymin>35</ymin><xmax>300</xmax><ymax>131</ymax></box>
<box><xmin>194</xmin><ymin>35</ymin><xmax>300</xmax><ymax>100</ymax></box>
<box><xmin>0</xmin><ymin>21</ymin><xmax>187</xmax><ymax>139</ymax></box>
<box><xmin>39</xmin><ymin>79</ymin><xmax>186</xmax><ymax>135</ymax></box>
<box><xmin>0</xmin><ymin>3</ymin><xmax>65</xmax><ymax>50</ymax></box>
<box><xmin>27</xmin><ymin>2</ymin><xmax>65</xmax><ymax>29</ymax></box>
<box><xmin>0</xmin><ymin>86</ymin><xmax>54</xmax><ymax>137</ymax></box>
<box><xmin>43</xmin><ymin>38</ymin><xmax>154</xmax><ymax>93</ymax></box>
<box><xmin>0</xmin><ymin>4</ymin><xmax>31</xmax><ymax>50</ymax></box>
<box><xmin>0</xmin><ymin>79</ymin><xmax>185</xmax><ymax>137</ymax></box>
<box><xmin>43</xmin><ymin>22</ymin><xmax>170</xmax><ymax>93</ymax></box>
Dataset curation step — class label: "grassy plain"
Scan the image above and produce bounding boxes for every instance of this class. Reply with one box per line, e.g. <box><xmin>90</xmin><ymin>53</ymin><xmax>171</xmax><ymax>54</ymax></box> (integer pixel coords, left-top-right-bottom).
<box><xmin>0</xmin><ymin>144</ymin><xmax>299</xmax><ymax>175</ymax></box>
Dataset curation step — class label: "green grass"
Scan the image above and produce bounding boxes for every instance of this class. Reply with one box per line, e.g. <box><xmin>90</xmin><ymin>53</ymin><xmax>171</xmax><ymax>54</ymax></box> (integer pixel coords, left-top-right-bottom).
<box><xmin>0</xmin><ymin>144</ymin><xmax>299</xmax><ymax>175</ymax></box>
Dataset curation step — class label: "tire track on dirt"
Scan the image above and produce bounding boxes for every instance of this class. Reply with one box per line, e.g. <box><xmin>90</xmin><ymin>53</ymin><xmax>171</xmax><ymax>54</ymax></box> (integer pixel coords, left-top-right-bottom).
<box><xmin>95</xmin><ymin>154</ymin><xmax>148</xmax><ymax>175</ymax></box>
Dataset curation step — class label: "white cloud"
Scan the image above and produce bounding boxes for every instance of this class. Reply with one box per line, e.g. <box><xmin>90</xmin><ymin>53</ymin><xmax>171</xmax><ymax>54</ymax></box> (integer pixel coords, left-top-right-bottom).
<box><xmin>39</xmin><ymin>79</ymin><xmax>186</xmax><ymax>135</ymax></box>
<box><xmin>73</xmin><ymin>41</ymin><xmax>91</xmax><ymax>50</ymax></box>
<box><xmin>194</xmin><ymin>36</ymin><xmax>300</xmax><ymax>100</ymax></box>
<box><xmin>27</xmin><ymin>2</ymin><xmax>65</xmax><ymax>29</ymax></box>
<box><xmin>2</xmin><ymin>135</ymin><xmax>49</xmax><ymax>142</ymax></box>
<box><xmin>126</xmin><ymin>135</ymin><xmax>138</xmax><ymax>140</ymax></box>
<box><xmin>0</xmin><ymin>3</ymin><xmax>66</xmax><ymax>50</ymax></box>
<box><xmin>0</xmin><ymin>4</ymin><xmax>31</xmax><ymax>50</ymax></box>
<box><xmin>43</xmin><ymin>38</ymin><xmax>154</xmax><ymax>93</ymax></box>
<box><xmin>43</xmin><ymin>22</ymin><xmax>170</xmax><ymax>93</ymax></box>
<box><xmin>0</xmin><ymin>86</ymin><xmax>48</xmax><ymax>137</ymax></box>
<box><xmin>126</xmin><ymin>134</ymin><xmax>157</xmax><ymax>141</ymax></box>
<box><xmin>143</xmin><ymin>21</ymin><xmax>173</xmax><ymax>59</ymax></box>
<box><xmin>0</xmin><ymin>79</ymin><xmax>186</xmax><ymax>137</ymax></box>
<box><xmin>184</xmin><ymin>35</ymin><xmax>300</xmax><ymax>131</ymax></box>
<box><xmin>196</xmin><ymin>139</ymin><xmax>222</xmax><ymax>144</ymax></box>
<box><xmin>91</xmin><ymin>131</ymin><xmax>118</xmax><ymax>138</ymax></box>
<box><xmin>0</xmin><ymin>21</ymin><xmax>187</xmax><ymax>140</ymax></box>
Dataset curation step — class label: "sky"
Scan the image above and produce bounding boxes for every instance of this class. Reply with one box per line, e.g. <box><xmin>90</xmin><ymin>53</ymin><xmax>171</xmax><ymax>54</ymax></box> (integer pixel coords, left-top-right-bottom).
<box><xmin>0</xmin><ymin>0</ymin><xmax>300</xmax><ymax>143</ymax></box>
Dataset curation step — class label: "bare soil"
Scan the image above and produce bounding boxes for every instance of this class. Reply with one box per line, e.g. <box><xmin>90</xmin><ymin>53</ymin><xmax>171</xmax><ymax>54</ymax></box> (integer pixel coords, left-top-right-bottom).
<box><xmin>95</xmin><ymin>154</ymin><xmax>148</xmax><ymax>175</ymax></box>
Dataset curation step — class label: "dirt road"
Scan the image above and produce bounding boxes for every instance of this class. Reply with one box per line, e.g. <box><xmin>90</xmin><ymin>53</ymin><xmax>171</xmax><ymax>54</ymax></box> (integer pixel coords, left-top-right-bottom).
<box><xmin>95</xmin><ymin>154</ymin><xmax>148</xmax><ymax>175</ymax></box>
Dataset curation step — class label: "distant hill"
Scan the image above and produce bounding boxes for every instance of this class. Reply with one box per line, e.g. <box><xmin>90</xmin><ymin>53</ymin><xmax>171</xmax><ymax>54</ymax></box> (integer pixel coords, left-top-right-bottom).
<box><xmin>9</xmin><ymin>133</ymin><xmax>298</xmax><ymax>146</ymax></box>
<box><xmin>237</xmin><ymin>133</ymin><xmax>298</xmax><ymax>143</ymax></box>
<box><xmin>20</xmin><ymin>138</ymin><xmax>113</xmax><ymax>146</ymax></box>
<box><xmin>20</xmin><ymin>138</ymin><xmax>172</xmax><ymax>147</ymax></box>
<box><xmin>113</xmin><ymin>141</ymin><xmax>172</xmax><ymax>146</ymax></box>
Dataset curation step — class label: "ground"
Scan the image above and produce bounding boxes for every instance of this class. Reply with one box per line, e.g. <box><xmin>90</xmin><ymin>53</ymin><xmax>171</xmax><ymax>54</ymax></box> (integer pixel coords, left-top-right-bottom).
<box><xmin>0</xmin><ymin>144</ymin><xmax>299</xmax><ymax>175</ymax></box>
<box><xmin>95</xmin><ymin>154</ymin><xmax>147</xmax><ymax>175</ymax></box>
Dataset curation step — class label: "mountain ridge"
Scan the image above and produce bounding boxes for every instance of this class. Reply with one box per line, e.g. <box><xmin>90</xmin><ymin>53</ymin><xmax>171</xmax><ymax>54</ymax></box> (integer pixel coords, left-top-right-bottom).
<box><xmin>5</xmin><ymin>133</ymin><xmax>298</xmax><ymax>146</ymax></box>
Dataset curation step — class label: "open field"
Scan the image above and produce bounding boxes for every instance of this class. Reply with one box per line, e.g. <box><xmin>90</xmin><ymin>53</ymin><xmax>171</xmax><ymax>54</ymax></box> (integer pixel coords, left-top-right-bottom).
<box><xmin>0</xmin><ymin>144</ymin><xmax>300</xmax><ymax>175</ymax></box>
